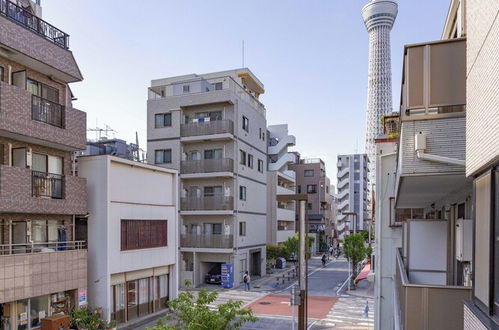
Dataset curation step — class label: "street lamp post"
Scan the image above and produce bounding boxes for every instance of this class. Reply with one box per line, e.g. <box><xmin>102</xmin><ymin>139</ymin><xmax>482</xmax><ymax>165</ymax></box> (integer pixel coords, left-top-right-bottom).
<box><xmin>277</xmin><ymin>194</ymin><xmax>308</xmax><ymax>330</ymax></box>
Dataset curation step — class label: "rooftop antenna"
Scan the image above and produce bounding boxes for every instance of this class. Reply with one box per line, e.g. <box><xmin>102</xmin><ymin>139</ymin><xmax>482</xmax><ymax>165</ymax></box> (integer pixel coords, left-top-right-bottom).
<box><xmin>242</xmin><ymin>40</ymin><xmax>245</xmax><ymax>68</ymax></box>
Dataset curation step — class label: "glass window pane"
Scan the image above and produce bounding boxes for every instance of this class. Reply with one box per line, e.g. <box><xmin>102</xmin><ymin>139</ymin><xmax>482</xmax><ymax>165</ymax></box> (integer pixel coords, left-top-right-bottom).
<box><xmin>31</xmin><ymin>220</ymin><xmax>47</xmax><ymax>244</ymax></box>
<box><xmin>213</xmin><ymin>223</ymin><xmax>222</xmax><ymax>235</ymax></box>
<box><xmin>155</xmin><ymin>151</ymin><xmax>163</xmax><ymax>164</ymax></box>
<box><xmin>42</xmin><ymin>85</ymin><xmax>59</xmax><ymax>103</ymax></box>
<box><xmin>12</xmin><ymin>148</ymin><xmax>27</xmax><ymax>168</ymax></box>
<box><xmin>155</xmin><ymin>114</ymin><xmax>163</xmax><ymax>128</ymax></box>
<box><xmin>30</xmin><ymin>295</ymin><xmax>49</xmax><ymax>329</ymax></box>
<box><xmin>26</xmin><ymin>79</ymin><xmax>40</xmax><ymax>96</ymax></box>
<box><xmin>164</xmin><ymin>150</ymin><xmax>172</xmax><ymax>163</ymax></box>
<box><xmin>32</xmin><ymin>153</ymin><xmax>47</xmax><ymax>173</ymax></box>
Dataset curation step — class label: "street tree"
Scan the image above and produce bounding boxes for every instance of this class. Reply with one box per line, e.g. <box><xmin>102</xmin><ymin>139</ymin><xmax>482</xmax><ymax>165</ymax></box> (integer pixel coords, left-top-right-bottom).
<box><xmin>147</xmin><ymin>285</ymin><xmax>257</xmax><ymax>330</ymax></box>
<box><xmin>343</xmin><ymin>233</ymin><xmax>370</xmax><ymax>289</ymax></box>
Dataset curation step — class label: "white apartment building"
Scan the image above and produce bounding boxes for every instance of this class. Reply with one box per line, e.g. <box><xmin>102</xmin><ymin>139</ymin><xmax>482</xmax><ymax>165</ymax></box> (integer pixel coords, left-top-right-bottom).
<box><xmin>147</xmin><ymin>68</ymin><xmax>267</xmax><ymax>288</ymax></box>
<box><xmin>336</xmin><ymin>154</ymin><xmax>369</xmax><ymax>238</ymax></box>
<box><xmin>78</xmin><ymin>155</ymin><xmax>178</xmax><ymax>325</ymax></box>
<box><xmin>266</xmin><ymin>124</ymin><xmax>296</xmax><ymax>245</ymax></box>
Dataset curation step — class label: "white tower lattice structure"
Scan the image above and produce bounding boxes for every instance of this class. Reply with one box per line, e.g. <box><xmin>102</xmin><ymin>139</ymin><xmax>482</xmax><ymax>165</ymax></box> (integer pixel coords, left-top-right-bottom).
<box><xmin>362</xmin><ymin>0</ymin><xmax>398</xmax><ymax>188</ymax></box>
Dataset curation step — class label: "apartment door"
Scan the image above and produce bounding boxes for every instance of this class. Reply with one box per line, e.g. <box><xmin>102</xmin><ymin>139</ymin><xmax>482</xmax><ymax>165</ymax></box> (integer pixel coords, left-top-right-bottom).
<box><xmin>126</xmin><ymin>281</ymin><xmax>138</xmax><ymax>321</ymax></box>
<box><xmin>250</xmin><ymin>250</ymin><xmax>261</xmax><ymax>277</ymax></box>
<box><xmin>12</xmin><ymin>221</ymin><xmax>27</xmax><ymax>254</ymax></box>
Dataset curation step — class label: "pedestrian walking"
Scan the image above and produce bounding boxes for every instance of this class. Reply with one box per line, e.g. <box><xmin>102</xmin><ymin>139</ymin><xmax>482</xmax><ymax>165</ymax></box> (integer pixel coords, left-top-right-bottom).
<box><xmin>364</xmin><ymin>300</ymin><xmax>369</xmax><ymax>318</ymax></box>
<box><xmin>321</xmin><ymin>254</ymin><xmax>327</xmax><ymax>267</ymax></box>
<box><xmin>243</xmin><ymin>271</ymin><xmax>251</xmax><ymax>291</ymax></box>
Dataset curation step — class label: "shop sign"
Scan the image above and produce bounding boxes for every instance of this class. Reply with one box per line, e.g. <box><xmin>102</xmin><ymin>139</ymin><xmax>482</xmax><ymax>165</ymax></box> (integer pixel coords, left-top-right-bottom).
<box><xmin>78</xmin><ymin>289</ymin><xmax>87</xmax><ymax>307</ymax></box>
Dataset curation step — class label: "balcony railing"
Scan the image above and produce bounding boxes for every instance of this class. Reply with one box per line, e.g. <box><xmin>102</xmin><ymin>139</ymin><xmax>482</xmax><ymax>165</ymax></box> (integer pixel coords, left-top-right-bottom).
<box><xmin>32</xmin><ymin>170</ymin><xmax>64</xmax><ymax>199</ymax></box>
<box><xmin>181</xmin><ymin>195</ymin><xmax>233</xmax><ymax>211</ymax></box>
<box><xmin>180</xmin><ymin>234</ymin><xmax>233</xmax><ymax>249</ymax></box>
<box><xmin>0</xmin><ymin>0</ymin><xmax>69</xmax><ymax>49</ymax></box>
<box><xmin>181</xmin><ymin>158</ymin><xmax>234</xmax><ymax>174</ymax></box>
<box><xmin>32</xmin><ymin>94</ymin><xmax>65</xmax><ymax>128</ymax></box>
<box><xmin>181</xmin><ymin>119</ymin><xmax>234</xmax><ymax>137</ymax></box>
<box><xmin>0</xmin><ymin>240</ymin><xmax>86</xmax><ymax>255</ymax></box>
<box><xmin>395</xmin><ymin>249</ymin><xmax>471</xmax><ymax>330</ymax></box>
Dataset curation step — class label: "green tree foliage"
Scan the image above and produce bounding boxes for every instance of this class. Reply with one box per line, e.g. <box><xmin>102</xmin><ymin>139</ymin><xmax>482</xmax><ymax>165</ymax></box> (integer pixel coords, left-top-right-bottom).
<box><xmin>282</xmin><ymin>234</ymin><xmax>315</xmax><ymax>259</ymax></box>
<box><xmin>343</xmin><ymin>233</ymin><xmax>370</xmax><ymax>288</ymax></box>
<box><xmin>266</xmin><ymin>244</ymin><xmax>289</xmax><ymax>262</ymax></box>
<box><xmin>147</xmin><ymin>289</ymin><xmax>257</xmax><ymax>330</ymax></box>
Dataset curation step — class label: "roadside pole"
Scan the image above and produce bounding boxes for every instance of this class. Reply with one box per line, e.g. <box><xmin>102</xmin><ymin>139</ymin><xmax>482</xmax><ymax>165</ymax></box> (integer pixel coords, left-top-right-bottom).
<box><xmin>299</xmin><ymin>199</ymin><xmax>306</xmax><ymax>330</ymax></box>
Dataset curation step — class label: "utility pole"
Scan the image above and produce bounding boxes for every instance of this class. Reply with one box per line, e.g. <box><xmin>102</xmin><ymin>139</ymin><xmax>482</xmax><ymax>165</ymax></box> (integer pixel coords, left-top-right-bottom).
<box><xmin>277</xmin><ymin>194</ymin><xmax>308</xmax><ymax>330</ymax></box>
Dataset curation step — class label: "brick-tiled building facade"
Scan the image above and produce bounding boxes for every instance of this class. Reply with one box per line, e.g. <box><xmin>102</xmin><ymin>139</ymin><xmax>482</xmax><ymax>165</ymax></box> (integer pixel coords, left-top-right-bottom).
<box><xmin>0</xmin><ymin>1</ymin><xmax>88</xmax><ymax>328</ymax></box>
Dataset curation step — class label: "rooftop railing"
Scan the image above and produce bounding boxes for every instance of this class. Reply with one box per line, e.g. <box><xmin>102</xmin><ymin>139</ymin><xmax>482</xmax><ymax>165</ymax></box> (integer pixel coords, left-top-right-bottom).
<box><xmin>0</xmin><ymin>240</ymin><xmax>86</xmax><ymax>255</ymax></box>
<box><xmin>0</xmin><ymin>0</ymin><xmax>69</xmax><ymax>49</ymax></box>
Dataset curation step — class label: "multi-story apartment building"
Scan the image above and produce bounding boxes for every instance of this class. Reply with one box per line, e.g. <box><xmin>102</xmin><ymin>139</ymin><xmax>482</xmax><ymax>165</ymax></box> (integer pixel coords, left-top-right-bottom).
<box><xmin>79</xmin><ymin>155</ymin><xmax>178</xmax><ymax>326</ymax></box>
<box><xmin>0</xmin><ymin>1</ymin><xmax>88</xmax><ymax>328</ymax></box>
<box><xmin>146</xmin><ymin>68</ymin><xmax>267</xmax><ymax>287</ymax></box>
<box><xmin>336</xmin><ymin>154</ymin><xmax>369</xmax><ymax>238</ymax></box>
<box><xmin>384</xmin><ymin>2</ymin><xmax>473</xmax><ymax>329</ymax></box>
<box><xmin>461</xmin><ymin>0</ymin><xmax>499</xmax><ymax>328</ymax></box>
<box><xmin>290</xmin><ymin>157</ymin><xmax>333</xmax><ymax>248</ymax></box>
<box><xmin>266</xmin><ymin>124</ymin><xmax>296</xmax><ymax>245</ymax></box>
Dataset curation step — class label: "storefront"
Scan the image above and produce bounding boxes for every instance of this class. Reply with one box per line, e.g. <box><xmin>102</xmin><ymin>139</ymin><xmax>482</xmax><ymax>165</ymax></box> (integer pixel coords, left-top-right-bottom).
<box><xmin>110</xmin><ymin>268</ymin><xmax>170</xmax><ymax>324</ymax></box>
<box><xmin>0</xmin><ymin>290</ymin><xmax>76</xmax><ymax>330</ymax></box>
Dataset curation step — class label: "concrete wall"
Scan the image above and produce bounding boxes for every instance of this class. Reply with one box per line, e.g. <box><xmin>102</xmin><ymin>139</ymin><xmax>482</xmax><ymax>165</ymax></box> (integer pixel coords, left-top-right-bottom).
<box><xmin>466</xmin><ymin>0</ymin><xmax>499</xmax><ymax>177</ymax></box>
<box><xmin>79</xmin><ymin>155</ymin><xmax>178</xmax><ymax>319</ymax></box>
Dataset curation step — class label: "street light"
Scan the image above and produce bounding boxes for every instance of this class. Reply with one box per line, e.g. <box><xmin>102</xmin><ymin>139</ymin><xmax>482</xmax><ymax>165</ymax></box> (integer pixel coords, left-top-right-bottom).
<box><xmin>342</xmin><ymin>211</ymin><xmax>358</xmax><ymax>234</ymax></box>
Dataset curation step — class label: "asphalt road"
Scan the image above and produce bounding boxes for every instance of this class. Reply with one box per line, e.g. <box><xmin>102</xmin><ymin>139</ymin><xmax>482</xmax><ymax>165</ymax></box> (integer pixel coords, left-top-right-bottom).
<box><xmin>241</xmin><ymin>257</ymin><xmax>350</xmax><ymax>330</ymax></box>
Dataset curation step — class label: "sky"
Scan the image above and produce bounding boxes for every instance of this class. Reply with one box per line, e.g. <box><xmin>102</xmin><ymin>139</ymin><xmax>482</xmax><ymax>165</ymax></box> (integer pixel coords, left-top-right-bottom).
<box><xmin>42</xmin><ymin>0</ymin><xmax>450</xmax><ymax>182</ymax></box>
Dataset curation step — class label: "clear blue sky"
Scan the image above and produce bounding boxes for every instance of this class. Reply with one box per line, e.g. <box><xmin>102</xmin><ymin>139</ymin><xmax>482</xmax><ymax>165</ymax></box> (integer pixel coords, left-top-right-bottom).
<box><xmin>43</xmin><ymin>0</ymin><xmax>450</xmax><ymax>182</ymax></box>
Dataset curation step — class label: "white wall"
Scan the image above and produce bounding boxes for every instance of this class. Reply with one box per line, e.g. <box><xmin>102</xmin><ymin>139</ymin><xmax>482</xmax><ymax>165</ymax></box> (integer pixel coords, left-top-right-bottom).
<box><xmin>79</xmin><ymin>155</ymin><xmax>179</xmax><ymax>319</ymax></box>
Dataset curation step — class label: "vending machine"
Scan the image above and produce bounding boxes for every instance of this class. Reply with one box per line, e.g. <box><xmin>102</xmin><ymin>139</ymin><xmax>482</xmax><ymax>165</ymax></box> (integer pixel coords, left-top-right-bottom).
<box><xmin>221</xmin><ymin>263</ymin><xmax>234</xmax><ymax>288</ymax></box>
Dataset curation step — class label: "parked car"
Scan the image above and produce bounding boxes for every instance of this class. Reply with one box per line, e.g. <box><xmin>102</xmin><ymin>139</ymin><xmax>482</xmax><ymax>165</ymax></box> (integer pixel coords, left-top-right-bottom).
<box><xmin>287</xmin><ymin>252</ymin><xmax>297</xmax><ymax>262</ymax></box>
<box><xmin>205</xmin><ymin>264</ymin><xmax>222</xmax><ymax>284</ymax></box>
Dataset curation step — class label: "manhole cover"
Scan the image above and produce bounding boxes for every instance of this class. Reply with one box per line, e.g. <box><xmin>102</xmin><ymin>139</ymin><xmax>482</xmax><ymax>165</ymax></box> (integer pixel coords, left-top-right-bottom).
<box><xmin>259</xmin><ymin>301</ymin><xmax>271</xmax><ymax>305</ymax></box>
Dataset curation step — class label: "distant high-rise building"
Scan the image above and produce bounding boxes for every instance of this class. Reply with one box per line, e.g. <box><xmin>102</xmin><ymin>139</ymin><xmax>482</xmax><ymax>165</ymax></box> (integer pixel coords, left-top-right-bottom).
<box><xmin>362</xmin><ymin>0</ymin><xmax>398</xmax><ymax>187</ymax></box>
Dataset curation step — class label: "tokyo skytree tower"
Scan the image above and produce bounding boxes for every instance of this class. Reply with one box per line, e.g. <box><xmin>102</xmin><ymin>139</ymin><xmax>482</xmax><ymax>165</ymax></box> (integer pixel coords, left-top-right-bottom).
<box><xmin>362</xmin><ymin>0</ymin><xmax>397</xmax><ymax>187</ymax></box>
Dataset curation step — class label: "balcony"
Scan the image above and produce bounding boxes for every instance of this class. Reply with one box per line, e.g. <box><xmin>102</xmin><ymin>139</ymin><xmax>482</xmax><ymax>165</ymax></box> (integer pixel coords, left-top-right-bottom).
<box><xmin>0</xmin><ymin>1</ymin><xmax>82</xmax><ymax>82</ymax></box>
<box><xmin>180</xmin><ymin>195</ymin><xmax>233</xmax><ymax>212</ymax></box>
<box><xmin>277</xmin><ymin>207</ymin><xmax>295</xmax><ymax>222</ymax></box>
<box><xmin>32</xmin><ymin>94</ymin><xmax>65</xmax><ymax>128</ymax></box>
<box><xmin>0</xmin><ymin>246</ymin><xmax>87</xmax><ymax>304</ymax></box>
<box><xmin>276</xmin><ymin>230</ymin><xmax>295</xmax><ymax>243</ymax></box>
<box><xmin>180</xmin><ymin>119</ymin><xmax>234</xmax><ymax>142</ymax></box>
<box><xmin>395</xmin><ymin>249</ymin><xmax>470</xmax><ymax>330</ymax></box>
<box><xmin>0</xmin><ymin>165</ymin><xmax>87</xmax><ymax>215</ymax></box>
<box><xmin>180</xmin><ymin>158</ymin><xmax>234</xmax><ymax>177</ymax></box>
<box><xmin>0</xmin><ymin>82</ymin><xmax>86</xmax><ymax>150</ymax></box>
<box><xmin>180</xmin><ymin>234</ymin><xmax>233</xmax><ymax>249</ymax></box>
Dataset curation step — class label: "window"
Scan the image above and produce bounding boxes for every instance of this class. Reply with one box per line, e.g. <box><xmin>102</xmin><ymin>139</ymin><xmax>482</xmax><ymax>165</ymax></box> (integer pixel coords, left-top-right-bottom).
<box><xmin>239</xmin><ymin>222</ymin><xmax>246</xmax><ymax>236</ymax></box>
<box><xmin>242</xmin><ymin>116</ymin><xmax>249</xmax><ymax>132</ymax></box>
<box><xmin>204</xmin><ymin>149</ymin><xmax>223</xmax><ymax>159</ymax></box>
<box><xmin>297</xmin><ymin>185</ymin><xmax>301</xmax><ymax>194</ymax></box>
<box><xmin>121</xmin><ymin>220</ymin><xmax>168</xmax><ymax>250</ymax></box>
<box><xmin>183</xmin><ymin>85</ymin><xmax>190</xmax><ymax>93</ymax></box>
<box><xmin>204</xmin><ymin>186</ymin><xmax>222</xmax><ymax>197</ymax></box>
<box><xmin>239</xmin><ymin>186</ymin><xmax>247</xmax><ymax>201</ymax></box>
<box><xmin>259</xmin><ymin>128</ymin><xmax>262</xmax><ymax>139</ymax></box>
<box><xmin>258</xmin><ymin>159</ymin><xmax>264</xmax><ymax>173</ymax></box>
<box><xmin>304</xmin><ymin>170</ymin><xmax>314</xmax><ymax>177</ymax></box>
<box><xmin>155</xmin><ymin>113</ymin><xmax>172</xmax><ymax>128</ymax></box>
<box><xmin>247</xmin><ymin>154</ymin><xmax>254</xmax><ymax>168</ymax></box>
<box><xmin>155</xmin><ymin>149</ymin><xmax>172</xmax><ymax>164</ymax></box>
<box><xmin>12</xmin><ymin>147</ymin><xmax>26</xmax><ymax>168</ymax></box>
<box><xmin>0</xmin><ymin>66</ymin><xmax>3</xmax><ymax>82</ymax></box>
<box><xmin>204</xmin><ymin>223</ymin><xmax>222</xmax><ymax>235</ymax></box>
<box><xmin>26</xmin><ymin>78</ymin><xmax>59</xmax><ymax>103</ymax></box>
<box><xmin>262</xmin><ymin>132</ymin><xmax>265</xmax><ymax>141</ymax></box>
<box><xmin>307</xmin><ymin>184</ymin><xmax>317</xmax><ymax>194</ymax></box>
<box><xmin>240</xmin><ymin>150</ymin><xmax>246</xmax><ymax>165</ymax></box>
<box><xmin>214</xmin><ymin>82</ymin><xmax>223</xmax><ymax>90</ymax></box>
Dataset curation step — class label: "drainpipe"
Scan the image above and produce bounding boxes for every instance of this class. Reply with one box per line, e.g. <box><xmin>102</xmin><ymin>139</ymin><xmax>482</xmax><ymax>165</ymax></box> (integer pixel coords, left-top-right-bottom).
<box><xmin>414</xmin><ymin>132</ymin><xmax>465</xmax><ymax>167</ymax></box>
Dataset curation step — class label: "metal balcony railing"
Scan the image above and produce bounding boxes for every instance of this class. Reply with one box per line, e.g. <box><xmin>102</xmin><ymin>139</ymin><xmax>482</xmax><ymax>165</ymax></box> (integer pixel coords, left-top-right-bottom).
<box><xmin>0</xmin><ymin>240</ymin><xmax>86</xmax><ymax>255</ymax></box>
<box><xmin>0</xmin><ymin>0</ymin><xmax>69</xmax><ymax>49</ymax></box>
<box><xmin>180</xmin><ymin>119</ymin><xmax>234</xmax><ymax>137</ymax></box>
<box><xmin>180</xmin><ymin>234</ymin><xmax>233</xmax><ymax>249</ymax></box>
<box><xmin>180</xmin><ymin>158</ymin><xmax>234</xmax><ymax>174</ymax></box>
<box><xmin>32</xmin><ymin>94</ymin><xmax>65</xmax><ymax>128</ymax></box>
<box><xmin>32</xmin><ymin>170</ymin><xmax>64</xmax><ymax>199</ymax></box>
<box><xmin>181</xmin><ymin>195</ymin><xmax>233</xmax><ymax>211</ymax></box>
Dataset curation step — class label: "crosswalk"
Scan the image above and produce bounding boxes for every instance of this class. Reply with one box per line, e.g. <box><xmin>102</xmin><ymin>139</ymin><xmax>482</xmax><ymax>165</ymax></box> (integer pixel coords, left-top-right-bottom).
<box><xmin>207</xmin><ymin>289</ymin><xmax>267</xmax><ymax>310</ymax></box>
<box><xmin>313</xmin><ymin>294</ymin><xmax>374</xmax><ymax>329</ymax></box>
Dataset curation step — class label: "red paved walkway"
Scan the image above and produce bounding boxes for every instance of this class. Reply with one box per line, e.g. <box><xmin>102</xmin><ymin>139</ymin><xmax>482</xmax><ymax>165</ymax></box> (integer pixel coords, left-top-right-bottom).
<box><xmin>246</xmin><ymin>294</ymin><xmax>338</xmax><ymax>319</ymax></box>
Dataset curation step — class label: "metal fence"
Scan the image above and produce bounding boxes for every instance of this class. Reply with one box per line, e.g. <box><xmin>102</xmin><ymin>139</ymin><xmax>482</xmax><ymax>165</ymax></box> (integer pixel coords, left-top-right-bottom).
<box><xmin>32</xmin><ymin>170</ymin><xmax>64</xmax><ymax>199</ymax></box>
<box><xmin>32</xmin><ymin>94</ymin><xmax>65</xmax><ymax>128</ymax></box>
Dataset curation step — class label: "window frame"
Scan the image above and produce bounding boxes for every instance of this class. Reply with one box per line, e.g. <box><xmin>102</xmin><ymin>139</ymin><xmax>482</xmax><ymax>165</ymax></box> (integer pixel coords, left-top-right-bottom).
<box><xmin>247</xmin><ymin>154</ymin><xmax>254</xmax><ymax>169</ymax></box>
<box><xmin>183</xmin><ymin>85</ymin><xmax>190</xmax><ymax>93</ymax></box>
<box><xmin>121</xmin><ymin>219</ymin><xmax>168</xmax><ymax>251</ymax></box>
<box><xmin>155</xmin><ymin>149</ymin><xmax>172</xmax><ymax>164</ymax></box>
<box><xmin>154</xmin><ymin>113</ymin><xmax>172</xmax><ymax>128</ymax></box>
<box><xmin>258</xmin><ymin>159</ymin><xmax>264</xmax><ymax>173</ymax></box>
<box><xmin>239</xmin><ymin>222</ymin><xmax>246</xmax><ymax>236</ymax></box>
<box><xmin>242</xmin><ymin>116</ymin><xmax>249</xmax><ymax>132</ymax></box>
<box><xmin>307</xmin><ymin>184</ymin><xmax>317</xmax><ymax>194</ymax></box>
<box><xmin>240</xmin><ymin>150</ymin><xmax>247</xmax><ymax>165</ymax></box>
<box><xmin>304</xmin><ymin>169</ymin><xmax>314</xmax><ymax>177</ymax></box>
<box><xmin>239</xmin><ymin>186</ymin><xmax>247</xmax><ymax>201</ymax></box>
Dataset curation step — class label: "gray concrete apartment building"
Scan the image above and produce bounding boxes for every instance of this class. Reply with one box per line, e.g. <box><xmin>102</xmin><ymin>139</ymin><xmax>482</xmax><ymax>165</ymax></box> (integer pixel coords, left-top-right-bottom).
<box><xmin>336</xmin><ymin>154</ymin><xmax>369</xmax><ymax>238</ymax></box>
<box><xmin>289</xmin><ymin>157</ymin><xmax>334</xmax><ymax>248</ymax></box>
<box><xmin>146</xmin><ymin>68</ymin><xmax>267</xmax><ymax>287</ymax></box>
<box><xmin>0</xmin><ymin>0</ymin><xmax>88</xmax><ymax>328</ymax></box>
<box><xmin>266</xmin><ymin>124</ymin><xmax>296</xmax><ymax>245</ymax></box>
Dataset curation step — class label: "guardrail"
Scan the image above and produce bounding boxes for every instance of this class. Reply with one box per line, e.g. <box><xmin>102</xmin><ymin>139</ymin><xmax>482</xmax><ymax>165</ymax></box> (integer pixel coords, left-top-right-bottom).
<box><xmin>32</xmin><ymin>170</ymin><xmax>64</xmax><ymax>199</ymax></box>
<box><xmin>180</xmin><ymin>234</ymin><xmax>233</xmax><ymax>249</ymax></box>
<box><xmin>180</xmin><ymin>158</ymin><xmax>233</xmax><ymax>174</ymax></box>
<box><xmin>32</xmin><ymin>94</ymin><xmax>65</xmax><ymax>128</ymax></box>
<box><xmin>0</xmin><ymin>240</ymin><xmax>86</xmax><ymax>255</ymax></box>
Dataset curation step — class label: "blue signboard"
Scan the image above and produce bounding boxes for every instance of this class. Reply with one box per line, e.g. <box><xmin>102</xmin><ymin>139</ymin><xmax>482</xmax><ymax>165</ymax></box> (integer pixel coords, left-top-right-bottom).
<box><xmin>221</xmin><ymin>263</ymin><xmax>234</xmax><ymax>288</ymax></box>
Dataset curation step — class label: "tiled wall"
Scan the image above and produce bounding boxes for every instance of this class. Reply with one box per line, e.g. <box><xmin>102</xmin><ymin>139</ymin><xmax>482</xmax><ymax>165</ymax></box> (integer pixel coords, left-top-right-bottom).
<box><xmin>0</xmin><ymin>249</ymin><xmax>87</xmax><ymax>303</ymax></box>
